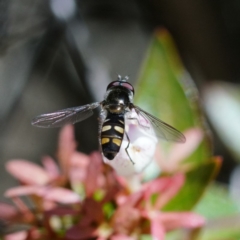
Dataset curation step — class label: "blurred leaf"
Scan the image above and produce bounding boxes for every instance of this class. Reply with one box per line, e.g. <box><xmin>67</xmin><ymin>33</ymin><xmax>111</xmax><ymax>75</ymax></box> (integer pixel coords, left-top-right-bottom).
<box><xmin>194</xmin><ymin>183</ymin><xmax>239</xmax><ymax>219</ymax></box>
<box><xmin>135</xmin><ymin>29</ymin><xmax>218</xmax><ymax>211</ymax></box>
<box><xmin>193</xmin><ymin>186</ymin><xmax>240</xmax><ymax>240</ymax></box>
<box><xmin>103</xmin><ymin>202</ymin><xmax>115</xmax><ymax>219</ymax></box>
<box><xmin>165</xmin><ymin>229</ymin><xmax>200</xmax><ymax>240</ymax></box>
<box><xmin>135</xmin><ymin>29</ymin><xmax>211</xmax><ymax>165</ymax></box>
<box><xmin>140</xmin><ymin>235</ymin><xmax>152</xmax><ymax>240</ymax></box>
<box><xmin>203</xmin><ymin>81</ymin><xmax>240</xmax><ymax>162</ymax></box>
<box><xmin>165</xmin><ymin>230</ymin><xmax>182</xmax><ymax>240</ymax></box>
<box><xmin>199</xmin><ymin>215</ymin><xmax>240</xmax><ymax>240</ymax></box>
<box><xmin>163</xmin><ymin>157</ymin><xmax>221</xmax><ymax>211</ymax></box>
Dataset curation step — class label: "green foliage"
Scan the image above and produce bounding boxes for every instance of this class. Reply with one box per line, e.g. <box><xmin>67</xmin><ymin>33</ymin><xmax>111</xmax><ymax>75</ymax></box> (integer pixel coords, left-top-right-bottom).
<box><xmin>163</xmin><ymin>158</ymin><xmax>221</xmax><ymax>211</ymax></box>
<box><xmin>135</xmin><ymin>29</ymin><xmax>211</xmax><ymax>165</ymax></box>
<box><xmin>194</xmin><ymin>183</ymin><xmax>240</xmax><ymax>239</ymax></box>
<box><xmin>103</xmin><ymin>202</ymin><xmax>115</xmax><ymax>219</ymax></box>
<box><xmin>195</xmin><ymin>183</ymin><xmax>239</xmax><ymax>219</ymax></box>
<box><xmin>201</xmin><ymin>229</ymin><xmax>240</xmax><ymax>240</ymax></box>
<box><xmin>134</xmin><ymin>29</ymin><xmax>240</xmax><ymax>239</ymax></box>
<box><xmin>135</xmin><ymin>29</ymin><xmax>221</xmax><ymax>211</ymax></box>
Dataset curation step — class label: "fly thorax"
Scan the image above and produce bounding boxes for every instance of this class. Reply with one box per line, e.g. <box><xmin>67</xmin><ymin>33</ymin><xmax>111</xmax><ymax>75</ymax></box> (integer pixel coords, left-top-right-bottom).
<box><xmin>104</xmin><ymin>87</ymin><xmax>132</xmax><ymax>114</ymax></box>
<box><xmin>108</xmin><ymin>104</ymin><xmax>125</xmax><ymax>114</ymax></box>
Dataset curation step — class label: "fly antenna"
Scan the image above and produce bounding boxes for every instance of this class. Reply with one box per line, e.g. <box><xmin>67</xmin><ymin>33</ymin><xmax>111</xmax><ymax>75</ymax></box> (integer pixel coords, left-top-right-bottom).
<box><xmin>117</xmin><ymin>74</ymin><xmax>129</xmax><ymax>82</ymax></box>
<box><xmin>117</xmin><ymin>74</ymin><xmax>122</xmax><ymax>81</ymax></box>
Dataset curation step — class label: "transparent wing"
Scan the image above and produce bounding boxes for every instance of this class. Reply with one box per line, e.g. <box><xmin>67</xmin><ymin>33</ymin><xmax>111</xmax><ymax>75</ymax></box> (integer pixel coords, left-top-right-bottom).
<box><xmin>133</xmin><ymin>105</ymin><xmax>186</xmax><ymax>143</ymax></box>
<box><xmin>31</xmin><ymin>102</ymin><xmax>100</xmax><ymax>128</ymax></box>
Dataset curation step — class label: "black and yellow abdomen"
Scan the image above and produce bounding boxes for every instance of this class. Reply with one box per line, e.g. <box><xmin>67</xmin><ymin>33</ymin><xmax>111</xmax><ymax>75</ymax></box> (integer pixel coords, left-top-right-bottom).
<box><xmin>101</xmin><ymin>113</ymin><xmax>125</xmax><ymax>160</ymax></box>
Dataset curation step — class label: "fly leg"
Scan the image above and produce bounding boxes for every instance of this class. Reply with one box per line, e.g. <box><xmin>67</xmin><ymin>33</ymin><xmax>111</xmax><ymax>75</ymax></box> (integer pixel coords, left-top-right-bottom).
<box><xmin>125</xmin><ymin>132</ymin><xmax>134</xmax><ymax>164</ymax></box>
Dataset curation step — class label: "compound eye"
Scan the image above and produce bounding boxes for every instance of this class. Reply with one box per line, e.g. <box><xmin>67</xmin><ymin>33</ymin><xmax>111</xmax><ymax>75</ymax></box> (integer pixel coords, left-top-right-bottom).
<box><xmin>121</xmin><ymin>82</ymin><xmax>134</xmax><ymax>94</ymax></box>
<box><xmin>106</xmin><ymin>81</ymin><xmax>120</xmax><ymax>90</ymax></box>
<box><xmin>106</xmin><ymin>80</ymin><xmax>135</xmax><ymax>94</ymax></box>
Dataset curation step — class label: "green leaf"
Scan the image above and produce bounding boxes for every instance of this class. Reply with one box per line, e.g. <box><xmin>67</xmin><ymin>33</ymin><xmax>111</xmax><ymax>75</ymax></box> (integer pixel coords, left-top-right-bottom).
<box><xmin>163</xmin><ymin>157</ymin><xmax>221</xmax><ymax>211</ymax></box>
<box><xmin>103</xmin><ymin>202</ymin><xmax>115</xmax><ymax>219</ymax></box>
<box><xmin>194</xmin><ymin>184</ymin><xmax>240</xmax><ymax>239</ymax></box>
<box><xmin>135</xmin><ymin>29</ymin><xmax>211</xmax><ymax>165</ymax></box>
<box><xmin>140</xmin><ymin>235</ymin><xmax>152</xmax><ymax>240</ymax></box>
<box><xmin>194</xmin><ymin>183</ymin><xmax>239</xmax><ymax>219</ymax></box>
<box><xmin>199</xmin><ymin>218</ymin><xmax>240</xmax><ymax>240</ymax></box>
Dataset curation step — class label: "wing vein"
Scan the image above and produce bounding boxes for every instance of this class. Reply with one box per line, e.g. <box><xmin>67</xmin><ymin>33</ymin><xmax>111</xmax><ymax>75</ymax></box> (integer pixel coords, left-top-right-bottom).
<box><xmin>31</xmin><ymin>102</ymin><xmax>100</xmax><ymax>128</ymax></box>
<box><xmin>133</xmin><ymin>105</ymin><xmax>186</xmax><ymax>143</ymax></box>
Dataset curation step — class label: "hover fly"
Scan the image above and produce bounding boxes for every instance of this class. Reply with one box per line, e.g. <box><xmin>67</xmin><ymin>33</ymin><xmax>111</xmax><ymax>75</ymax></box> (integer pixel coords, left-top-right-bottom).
<box><xmin>32</xmin><ymin>75</ymin><xmax>186</xmax><ymax>164</ymax></box>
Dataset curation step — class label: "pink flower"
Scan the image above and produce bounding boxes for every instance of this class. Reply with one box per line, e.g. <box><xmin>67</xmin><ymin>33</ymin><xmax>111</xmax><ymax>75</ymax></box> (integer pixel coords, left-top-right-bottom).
<box><xmin>4</xmin><ymin>125</ymin><xmax>91</xmax><ymax>210</ymax></box>
<box><xmin>1</xmin><ymin>125</ymin><xmax>205</xmax><ymax>240</ymax></box>
<box><xmin>110</xmin><ymin>173</ymin><xmax>204</xmax><ymax>239</ymax></box>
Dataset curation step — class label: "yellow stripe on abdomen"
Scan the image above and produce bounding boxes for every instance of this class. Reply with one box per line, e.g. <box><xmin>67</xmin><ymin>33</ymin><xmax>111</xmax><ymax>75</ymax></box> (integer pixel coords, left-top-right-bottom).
<box><xmin>114</xmin><ymin>126</ymin><xmax>124</xmax><ymax>134</ymax></box>
<box><xmin>101</xmin><ymin>138</ymin><xmax>110</xmax><ymax>144</ymax></box>
<box><xmin>102</xmin><ymin>125</ymin><xmax>111</xmax><ymax>132</ymax></box>
<box><xmin>112</xmin><ymin>138</ymin><xmax>122</xmax><ymax>146</ymax></box>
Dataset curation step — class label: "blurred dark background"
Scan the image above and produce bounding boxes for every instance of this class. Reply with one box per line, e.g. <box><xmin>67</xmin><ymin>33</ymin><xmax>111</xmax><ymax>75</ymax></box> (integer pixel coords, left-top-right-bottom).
<box><xmin>0</xmin><ymin>0</ymin><xmax>239</xmax><ymax>198</ymax></box>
